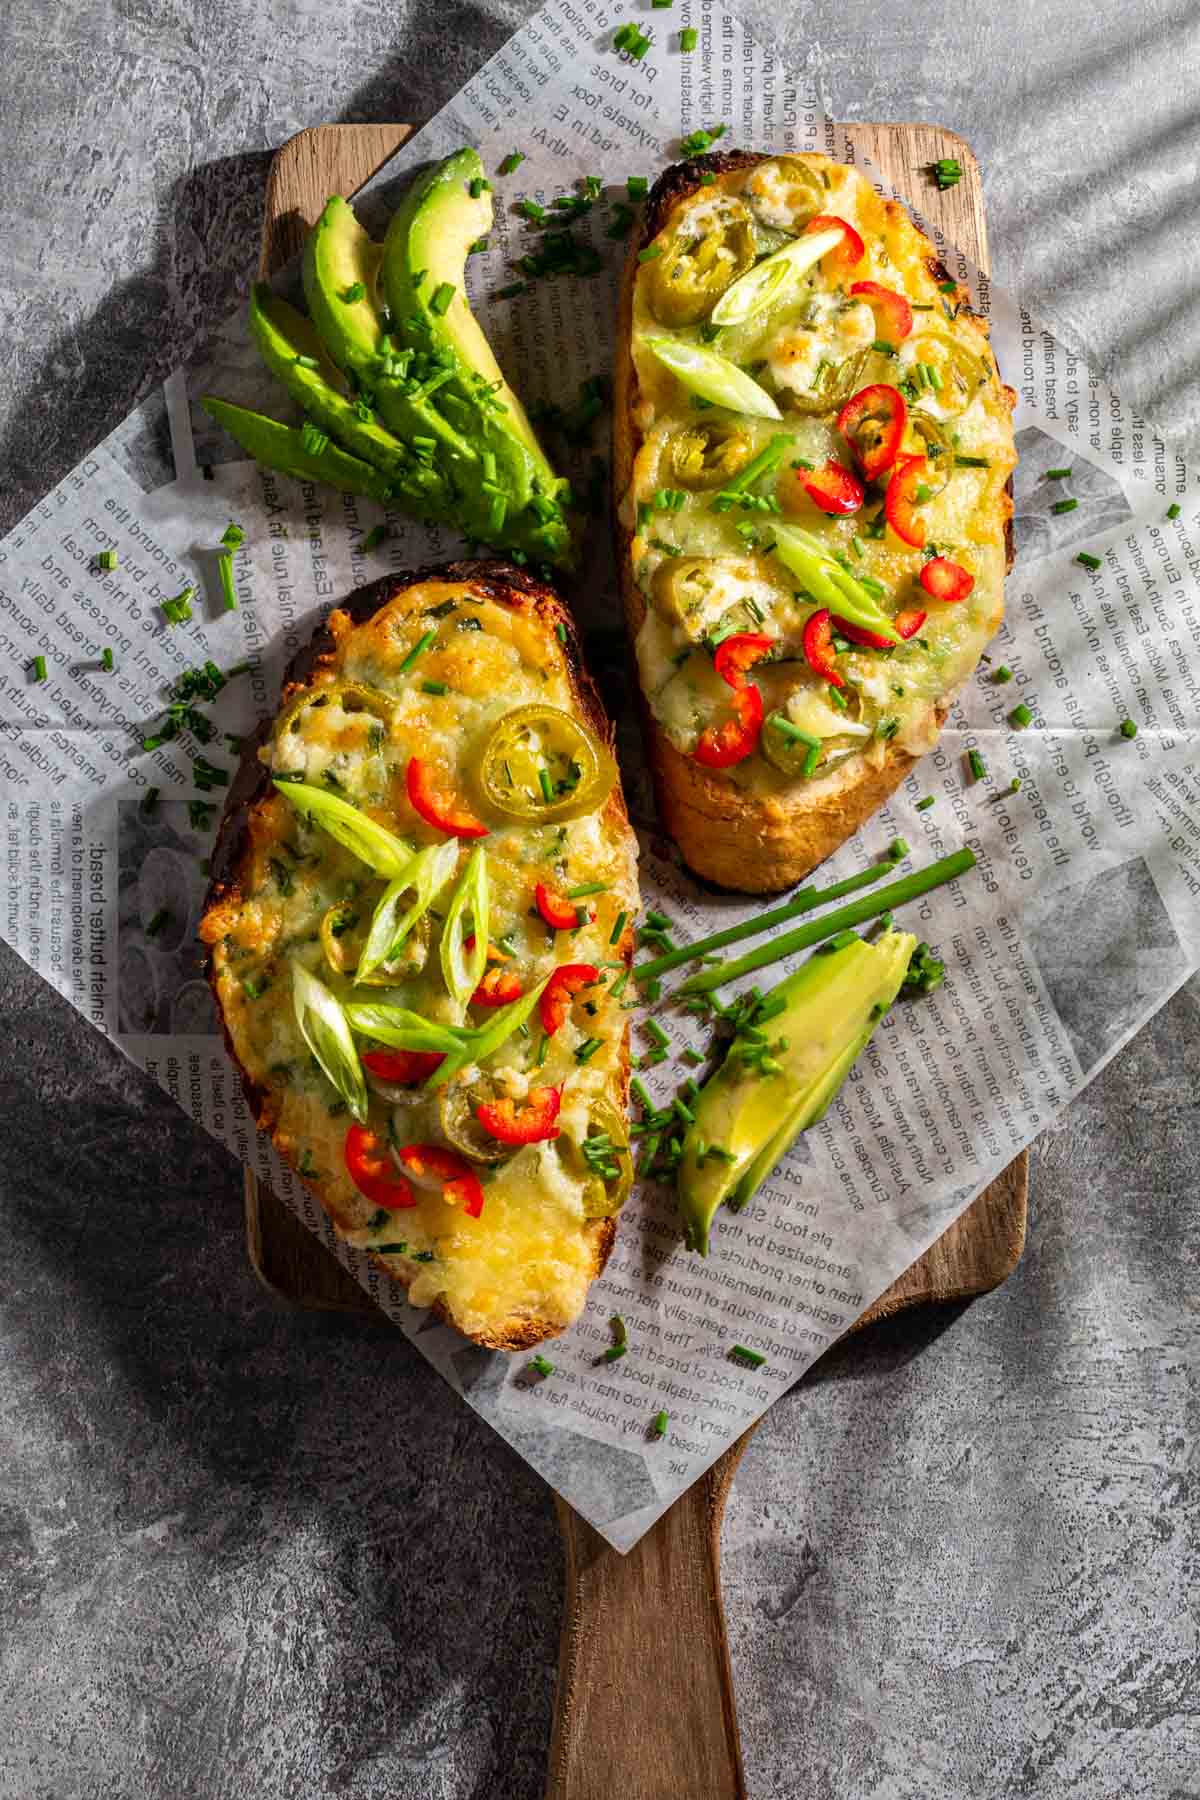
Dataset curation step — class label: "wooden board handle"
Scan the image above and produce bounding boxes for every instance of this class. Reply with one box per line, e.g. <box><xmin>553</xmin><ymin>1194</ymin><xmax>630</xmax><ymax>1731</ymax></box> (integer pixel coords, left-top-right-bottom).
<box><xmin>546</xmin><ymin>1434</ymin><xmax>752</xmax><ymax>1800</ymax></box>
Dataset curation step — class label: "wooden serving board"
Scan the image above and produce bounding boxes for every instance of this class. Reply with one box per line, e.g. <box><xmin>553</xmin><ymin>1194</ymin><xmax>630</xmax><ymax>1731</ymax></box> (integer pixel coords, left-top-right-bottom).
<box><xmin>246</xmin><ymin>122</ymin><xmax>1027</xmax><ymax>1800</ymax></box>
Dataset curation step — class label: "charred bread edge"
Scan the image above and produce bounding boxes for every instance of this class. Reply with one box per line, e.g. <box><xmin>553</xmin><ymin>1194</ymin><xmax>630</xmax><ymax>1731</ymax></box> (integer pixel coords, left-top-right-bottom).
<box><xmin>203</xmin><ymin>557</ymin><xmax>634</xmax><ymax>1349</ymax></box>
<box><xmin>612</xmin><ymin>151</ymin><xmax>1016</xmax><ymax>894</ymax></box>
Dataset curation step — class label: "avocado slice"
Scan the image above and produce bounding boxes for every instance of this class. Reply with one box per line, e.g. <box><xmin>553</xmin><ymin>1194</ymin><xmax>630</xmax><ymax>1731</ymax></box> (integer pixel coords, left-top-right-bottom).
<box><xmin>302</xmin><ymin>195</ymin><xmax>481</xmax><ymax>495</ymax></box>
<box><xmin>302</xmin><ymin>194</ymin><xmax>386</xmax><ymax>378</ymax></box>
<box><xmin>199</xmin><ymin>396</ymin><xmax>394</xmax><ymax>501</ymax></box>
<box><xmin>677</xmin><ymin>929</ymin><xmax>917</xmax><ymax>1254</ymax></box>
<box><xmin>381</xmin><ymin>147</ymin><xmax>573</xmax><ymax>566</ymax></box>
<box><xmin>248</xmin><ymin>285</ymin><xmax>453</xmax><ymax>520</ymax></box>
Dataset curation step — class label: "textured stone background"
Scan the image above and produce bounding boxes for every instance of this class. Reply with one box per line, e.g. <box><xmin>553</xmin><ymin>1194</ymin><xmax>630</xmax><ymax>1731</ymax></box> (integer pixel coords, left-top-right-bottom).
<box><xmin>2</xmin><ymin>3</ymin><xmax>1198</xmax><ymax>1796</ymax></box>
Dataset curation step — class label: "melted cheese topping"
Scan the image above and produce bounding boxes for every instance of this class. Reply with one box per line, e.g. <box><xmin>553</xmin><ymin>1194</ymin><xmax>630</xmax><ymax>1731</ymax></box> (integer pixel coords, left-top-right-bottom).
<box><xmin>203</xmin><ymin>581</ymin><xmax>639</xmax><ymax>1342</ymax></box>
<box><xmin>625</xmin><ymin>153</ymin><xmax>1016</xmax><ymax>792</ymax></box>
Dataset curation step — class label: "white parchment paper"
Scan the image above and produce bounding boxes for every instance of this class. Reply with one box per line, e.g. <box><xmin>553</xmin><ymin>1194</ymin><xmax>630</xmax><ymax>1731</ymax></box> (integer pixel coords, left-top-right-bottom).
<box><xmin>2</xmin><ymin>0</ymin><xmax>1198</xmax><ymax>1550</ymax></box>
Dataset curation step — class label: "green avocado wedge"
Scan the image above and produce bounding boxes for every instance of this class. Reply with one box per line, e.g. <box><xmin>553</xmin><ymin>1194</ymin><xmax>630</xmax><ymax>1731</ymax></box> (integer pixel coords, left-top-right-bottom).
<box><xmin>302</xmin><ymin>194</ymin><xmax>481</xmax><ymax>491</ymax></box>
<box><xmin>676</xmin><ymin>929</ymin><xmax>917</xmax><ymax>1255</ymax></box>
<box><xmin>199</xmin><ymin>396</ymin><xmax>394</xmax><ymax>501</ymax></box>
<box><xmin>302</xmin><ymin>194</ymin><xmax>386</xmax><ymax>377</ymax></box>
<box><xmin>382</xmin><ymin>146</ymin><xmax>573</xmax><ymax>566</ymax></box>
<box><xmin>247</xmin><ymin>285</ymin><xmax>453</xmax><ymax>519</ymax></box>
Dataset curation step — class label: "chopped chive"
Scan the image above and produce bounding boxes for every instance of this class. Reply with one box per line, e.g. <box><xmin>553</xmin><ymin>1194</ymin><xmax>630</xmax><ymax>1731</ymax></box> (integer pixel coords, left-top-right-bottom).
<box><xmin>537</xmin><ymin>767</ymin><xmax>554</xmax><ymax>805</ymax></box>
<box><xmin>954</xmin><ymin>453</ymin><xmax>990</xmax><ymax>468</ymax></box>
<box><xmin>101</xmin><ymin>646</ymin><xmax>114</xmax><ymax>672</ymax></box>
<box><xmin>421</xmin><ymin>679</ymin><xmax>449</xmax><ymax>696</ymax></box>
<box><xmin>680</xmin><ymin>26</ymin><xmax>697</xmax><ymax>48</ymax></box>
<box><xmin>1051</xmin><ymin>497</ymin><xmax>1078</xmax><ymax>515</ymax></box>
<box><xmin>609</xmin><ymin>910</ymin><xmax>629</xmax><ymax>947</ymax></box>
<box><xmin>888</xmin><ymin>837</ymin><xmax>910</xmax><ymax>860</ymax></box>
<box><xmin>602</xmin><ymin>1344</ymin><xmax>627</xmax><ymax>1362</ymax></box>
<box><xmin>1167</xmin><ymin>502</ymin><xmax>1181</xmax><ymax>520</ymax></box>
<box><xmin>468</xmin><ymin>236</ymin><xmax>489</xmax><ymax>255</ymax></box>
<box><xmin>1008</xmin><ymin>777</ymin><xmax>1021</xmax><ymax>793</ymax></box>
<box><xmin>1119</xmin><ymin>717</ymin><xmax>1138</xmax><ymax>739</ymax></box>
<box><xmin>915</xmin><ymin>795</ymin><xmax>935</xmax><ymax>811</ymax></box>
<box><xmin>610</xmin><ymin>1314</ymin><xmax>628</xmax><ymax>1346</ymax></box>
<box><xmin>498</xmin><ymin>151</ymin><xmax>525</xmax><ymax>176</ymax></box>
<box><xmin>646</xmin><ymin>1019</ymin><xmax>671</xmax><ymax>1050</ymax></box>
<box><xmin>497</xmin><ymin>280</ymin><xmax>528</xmax><ymax>300</ymax></box>
<box><xmin>627</xmin><ymin>175</ymin><xmax>649</xmax><ymax>200</ymax></box>
<box><xmin>293</xmin><ymin>354</ymin><xmax>319</xmax><ymax>370</ymax></box>
<box><xmin>1009</xmin><ymin>702</ymin><xmax>1033</xmax><ymax>729</ymax></box>
<box><xmin>730</xmin><ymin>1344</ymin><xmax>766</xmax><ymax>1368</ymax></box>
<box><xmin>871</xmin><ymin>338</ymin><xmax>897</xmax><ymax>358</ymax></box>
<box><xmin>217</xmin><ymin>551</ymin><xmax>238</xmax><ymax>611</ymax></box>
<box><xmin>992</xmin><ymin>665</ymin><xmax>1014</xmax><ymax>682</ymax></box>
<box><xmin>339</xmin><ymin>281</ymin><xmax>365</xmax><ymax>303</ymax></box>
<box><xmin>575</xmin><ymin>1038</ymin><xmax>603</xmax><ymax>1064</ymax></box>
<box><xmin>967</xmin><ymin>748</ymin><xmax>987</xmax><ymax>781</ymax></box>
<box><xmin>1045</xmin><ymin>467</ymin><xmax>1072</xmax><ymax>480</ymax></box>
<box><xmin>631</xmin><ymin>1077</ymin><xmax>653</xmax><ymax>1112</ymax></box>
<box><xmin>1075</xmin><ymin>551</ymin><xmax>1101</xmax><ymax>570</ymax></box>
<box><xmin>468</xmin><ymin>175</ymin><xmax>489</xmax><ymax>199</ymax></box>
<box><xmin>931</xmin><ymin>158</ymin><xmax>963</xmax><ymax>190</ymax></box>
<box><xmin>652</xmin><ymin>1409</ymin><xmax>669</xmax><ymax>1438</ymax></box>
<box><xmin>145</xmin><ymin>908</ymin><xmax>170</xmax><ymax>937</ymax></box>
<box><xmin>97</xmin><ymin>548</ymin><xmax>119</xmax><ymax>571</ymax></box>
<box><xmin>567</xmin><ymin>881</ymin><xmax>607</xmax><ymax>899</ymax></box>
<box><xmin>529</xmin><ymin>1354</ymin><xmax>554</xmax><ymax>1376</ymax></box>
<box><xmin>398</xmin><ymin>628</ymin><xmax>436</xmax><ymax>673</ymax></box>
<box><xmin>534</xmin><ymin>1031</ymin><xmax>551</xmax><ymax>1068</ymax></box>
<box><xmin>555</xmin><ymin>622</ymin><xmax>567</xmax><ymax>644</ymax></box>
<box><xmin>429</xmin><ymin>282</ymin><xmax>456</xmax><ymax>316</ymax></box>
<box><xmin>638</xmin><ymin>244</ymin><xmax>664</xmax><ymax>263</ymax></box>
<box><xmin>31</xmin><ymin>654</ymin><xmax>47</xmax><ymax>683</ymax></box>
<box><xmin>609</xmin><ymin>969</ymin><xmax>630</xmax><ymax>1002</ymax></box>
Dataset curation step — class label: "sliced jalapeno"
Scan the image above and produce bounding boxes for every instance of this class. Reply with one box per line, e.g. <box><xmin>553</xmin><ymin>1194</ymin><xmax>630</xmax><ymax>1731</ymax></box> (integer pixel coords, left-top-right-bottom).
<box><xmin>667</xmin><ymin>421</ymin><xmax>755</xmax><ymax>491</ymax></box>
<box><xmin>902</xmin><ymin>334</ymin><xmax>991</xmax><ymax>417</ymax></box>
<box><xmin>645</xmin><ymin>199</ymin><xmax>756</xmax><ymax>327</ymax></box>
<box><xmin>438</xmin><ymin>1076</ymin><xmax>519</xmax><ymax>1165</ymax></box>
<box><xmin>560</xmin><ymin>1095</ymin><xmax>634</xmax><ymax>1218</ymax></box>
<box><xmin>779</xmin><ymin>349</ymin><xmax>868</xmax><ymax>417</ymax></box>
<box><xmin>743</xmin><ymin>157</ymin><xmax>827</xmax><ymax>234</ymax></box>
<box><xmin>475</xmin><ymin>704</ymin><xmax>617</xmax><ymax>824</ymax></box>
<box><xmin>275</xmin><ymin>679</ymin><xmax>395</xmax><ymax>742</ymax></box>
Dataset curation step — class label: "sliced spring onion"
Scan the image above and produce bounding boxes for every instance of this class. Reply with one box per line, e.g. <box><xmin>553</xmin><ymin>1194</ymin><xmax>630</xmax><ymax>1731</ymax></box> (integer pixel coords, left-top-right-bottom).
<box><xmin>770</xmin><ymin>524</ymin><xmax>901</xmax><ymax>643</ymax></box>
<box><xmin>427</xmin><ymin>975</ymin><xmax>551</xmax><ymax>1089</ymax></box>
<box><xmin>439</xmin><ymin>843</ymin><xmax>490</xmax><ymax>1013</ymax></box>
<box><xmin>273</xmin><ymin>779</ymin><xmax>414</xmax><ymax>877</ymax></box>
<box><xmin>710</xmin><ymin>227</ymin><xmax>843</xmax><ymax>327</ymax></box>
<box><xmin>342</xmin><ymin>1002</ymin><xmax>471</xmax><ymax>1057</ymax></box>
<box><xmin>355</xmin><ymin>840</ymin><xmax>458</xmax><ymax>984</ymax></box>
<box><xmin>291</xmin><ymin>961</ymin><xmax>368</xmax><ymax>1122</ymax></box>
<box><xmin>643</xmin><ymin>337</ymin><xmax>782</xmax><ymax>420</ymax></box>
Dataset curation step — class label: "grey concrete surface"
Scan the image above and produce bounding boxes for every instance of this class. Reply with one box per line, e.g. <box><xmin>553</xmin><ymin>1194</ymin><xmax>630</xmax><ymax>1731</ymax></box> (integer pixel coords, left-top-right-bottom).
<box><xmin>1</xmin><ymin>3</ymin><xmax>1197</xmax><ymax>1796</ymax></box>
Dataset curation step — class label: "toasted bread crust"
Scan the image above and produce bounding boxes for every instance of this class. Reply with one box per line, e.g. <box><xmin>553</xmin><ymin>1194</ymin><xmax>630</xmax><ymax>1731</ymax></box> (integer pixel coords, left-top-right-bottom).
<box><xmin>204</xmin><ymin>559</ymin><xmax>633</xmax><ymax>1349</ymax></box>
<box><xmin>613</xmin><ymin>151</ymin><xmax>1013</xmax><ymax>893</ymax></box>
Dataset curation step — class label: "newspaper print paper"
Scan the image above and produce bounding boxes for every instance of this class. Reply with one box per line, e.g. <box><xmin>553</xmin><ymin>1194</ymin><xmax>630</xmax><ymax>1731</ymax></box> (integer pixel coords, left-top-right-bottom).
<box><xmin>2</xmin><ymin>0</ymin><xmax>1198</xmax><ymax>1549</ymax></box>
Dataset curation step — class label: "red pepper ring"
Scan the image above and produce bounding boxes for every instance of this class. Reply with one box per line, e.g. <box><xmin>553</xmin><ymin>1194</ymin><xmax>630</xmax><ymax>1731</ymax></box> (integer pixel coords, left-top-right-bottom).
<box><xmin>406</xmin><ymin>756</ymin><xmax>489</xmax><ymax>839</ymax></box>
<box><xmin>802</xmin><ymin>456</ymin><xmax>865</xmax><ymax>516</ymax></box>
<box><xmin>471</xmin><ymin>964</ymin><xmax>524</xmax><ymax>1008</ymax></box>
<box><xmin>894</xmin><ymin>608</ymin><xmax>928</xmax><ymax>640</ymax></box>
<box><xmin>836</xmin><ymin>384</ymin><xmax>908</xmax><ymax>481</ymax></box>
<box><xmin>884</xmin><ymin>454</ymin><xmax>929</xmax><ymax>549</ymax></box>
<box><xmin>476</xmin><ymin>1084</ymin><xmax>563</xmax><ymax>1146</ymax></box>
<box><xmin>343</xmin><ymin>1123</ymin><xmax>418</xmax><ymax>1210</ymax></box>
<box><xmin>362</xmin><ymin>1048</ymin><xmax>446</xmax><ymax>1084</ymax></box>
<box><xmin>803</xmin><ymin>213</ymin><xmax>866</xmax><ymax>270</ymax></box>
<box><xmin>535</xmin><ymin>881</ymin><xmax>580</xmax><ymax>930</ymax></box>
<box><xmin>919</xmin><ymin>557</ymin><xmax>976</xmax><ymax>604</ymax></box>
<box><xmin>692</xmin><ymin>682</ymin><xmax>764</xmax><ymax>768</ymax></box>
<box><xmin>394</xmin><ymin>1143</ymin><xmax>485</xmax><ymax>1218</ymax></box>
<box><xmin>713</xmin><ymin>632</ymin><xmax>774</xmax><ymax>689</ymax></box>
<box><xmin>848</xmin><ymin>280</ymin><xmax>914</xmax><ymax>343</ymax></box>
<box><xmin>540</xmin><ymin>962</ymin><xmax>601</xmax><ymax>1035</ymax></box>
<box><xmin>831</xmin><ymin>615</ymin><xmax>897</xmax><ymax>652</ymax></box>
<box><xmin>801</xmin><ymin>609</ymin><xmax>845</xmax><ymax>688</ymax></box>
